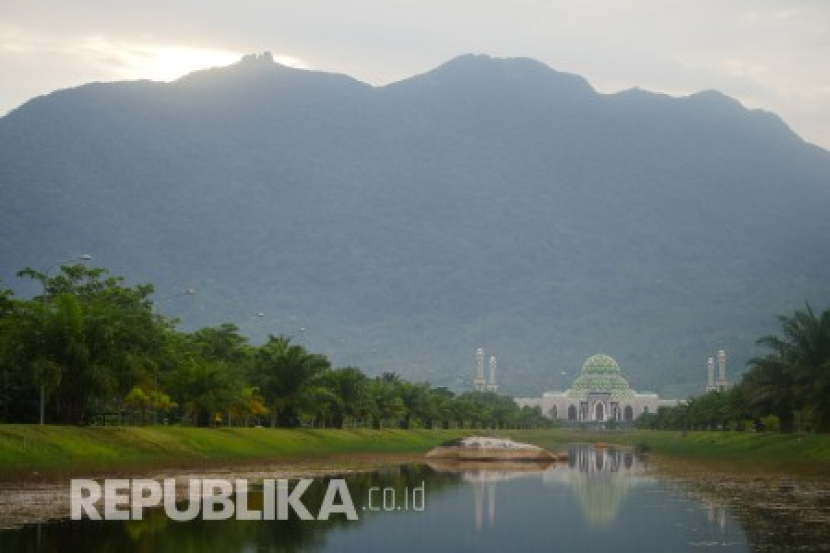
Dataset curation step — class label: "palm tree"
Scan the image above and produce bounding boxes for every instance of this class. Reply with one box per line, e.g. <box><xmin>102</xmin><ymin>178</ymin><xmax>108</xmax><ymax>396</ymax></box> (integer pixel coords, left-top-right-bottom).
<box><xmin>365</xmin><ymin>378</ymin><xmax>406</xmax><ymax>429</ymax></box>
<box><xmin>747</xmin><ymin>304</ymin><xmax>830</xmax><ymax>432</ymax></box>
<box><xmin>254</xmin><ymin>335</ymin><xmax>331</xmax><ymax>427</ymax></box>
<box><xmin>320</xmin><ymin>367</ymin><xmax>368</xmax><ymax>428</ymax></box>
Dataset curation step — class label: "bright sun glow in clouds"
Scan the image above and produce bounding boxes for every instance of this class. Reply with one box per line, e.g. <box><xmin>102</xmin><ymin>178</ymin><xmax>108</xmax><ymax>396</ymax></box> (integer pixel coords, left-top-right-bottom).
<box><xmin>81</xmin><ymin>40</ymin><xmax>243</xmax><ymax>82</ymax></box>
<box><xmin>84</xmin><ymin>42</ymin><xmax>312</xmax><ymax>82</ymax></box>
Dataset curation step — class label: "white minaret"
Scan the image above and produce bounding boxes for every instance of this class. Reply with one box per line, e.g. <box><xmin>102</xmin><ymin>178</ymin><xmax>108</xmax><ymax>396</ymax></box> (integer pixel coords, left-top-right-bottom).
<box><xmin>706</xmin><ymin>357</ymin><xmax>716</xmax><ymax>392</ymax></box>
<box><xmin>716</xmin><ymin>349</ymin><xmax>728</xmax><ymax>391</ymax></box>
<box><xmin>474</xmin><ymin>348</ymin><xmax>486</xmax><ymax>391</ymax></box>
<box><xmin>486</xmin><ymin>355</ymin><xmax>499</xmax><ymax>392</ymax></box>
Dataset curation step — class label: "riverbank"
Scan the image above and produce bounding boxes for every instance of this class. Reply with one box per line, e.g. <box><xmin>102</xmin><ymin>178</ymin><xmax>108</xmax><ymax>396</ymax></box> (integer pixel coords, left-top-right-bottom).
<box><xmin>2</xmin><ymin>425</ymin><xmax>829</xmax><ymax>530</ymax></box>
<box><xmin>0</xmin><ymin>425</ymin><xmax>468</xmax><ymax>481</ymax></box>
<box><xmin>3</xmin><ymin>425</ymin><xmax>829</xmax><ymax>482</ymax></box>
<box><xmin>503</xmin><ymin>428</ymin><xmax>830</xmax><ymax>475</ymax></box>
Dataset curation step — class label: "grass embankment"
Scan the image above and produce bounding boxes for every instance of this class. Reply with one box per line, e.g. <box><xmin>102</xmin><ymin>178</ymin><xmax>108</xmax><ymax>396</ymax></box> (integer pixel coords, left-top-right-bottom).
<box><xmin>0</xmin><ymin>425</ymin><xmax>467</xmax><ymax>481</ymax></box>
<box><xmin>3</xmin><ymin>426</ymin><xmax>829</xmax><ymax>481</ymax></box>
<box><xmin>505</xmin><ymin>428</ymin><xmax>830</xmax><ymax>475</ymax></box>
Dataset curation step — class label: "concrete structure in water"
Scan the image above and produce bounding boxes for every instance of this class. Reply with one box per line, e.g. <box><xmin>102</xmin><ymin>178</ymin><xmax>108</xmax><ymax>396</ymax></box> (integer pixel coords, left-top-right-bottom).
<box><xmin>515</xmin><ymin>354</ymin><xmax>679</xmax><ymax>424</ymax></box>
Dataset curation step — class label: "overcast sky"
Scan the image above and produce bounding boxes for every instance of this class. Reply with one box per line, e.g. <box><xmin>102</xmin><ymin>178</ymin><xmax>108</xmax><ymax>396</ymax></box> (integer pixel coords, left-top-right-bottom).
<box><xmin>2</xmin><ymin>1</ymin><xmax>829</xmax><ymax>150</ymax></box>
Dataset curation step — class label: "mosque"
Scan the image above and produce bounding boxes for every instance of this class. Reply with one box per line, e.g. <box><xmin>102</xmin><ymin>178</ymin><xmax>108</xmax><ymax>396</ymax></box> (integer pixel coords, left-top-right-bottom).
<box><xmin>514</xmin><ymin>354</ymin><xmax>679</xmax><ymax>424</ymax></box>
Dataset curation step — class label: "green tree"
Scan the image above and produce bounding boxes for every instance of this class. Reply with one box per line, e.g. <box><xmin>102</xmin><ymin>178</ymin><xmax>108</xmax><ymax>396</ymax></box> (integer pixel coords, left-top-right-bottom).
<box><xmin>298</xmin><ymin>385</ymin><xmax>342</xmax><ymax>427</ymax></box>
<box><xmin>254</xmin><ymin>336</ymin><xmax>331</xmax><ymax>427</ymax></box>
<box><xmin>747</xmin><ymin>304</ymin><xmax>830</xmax><ymax>432</ymax></box>
<box><xmin>6</xmin><ymin>293</ymin><xmax>105</xmax><ymax>424</ymax></box>
<box><xmin>398</xmin><ymin>381</ymin><xmax>430</xmax><ymax>429</ymax></box>
<box><xmin>365</xmin><ymin>378</ymin><xmax>406</xmax><ymax>429</ymax></box>
<box><xmin>430</xmin><ymin>387</ymin><xmax>456</xmax><ymax>429</ymax></box>
<box><xmin>169</xmin><ymin>357</ymin><xmax>241</xmax><ymax>426</ymax></box>
<box><xmin>4</xmin><ymin>265</ymin><xmax>164</xmax><ymax>424</ymax></box>
<box><xmin>319</xmin><ymin>367</ymin><xmax>369</xmax><ymax>428</ymax></box>
<box><xmin>167</xmin><ymin>324</ymin><xmax>251</xmax><ymax>427</ymax></box>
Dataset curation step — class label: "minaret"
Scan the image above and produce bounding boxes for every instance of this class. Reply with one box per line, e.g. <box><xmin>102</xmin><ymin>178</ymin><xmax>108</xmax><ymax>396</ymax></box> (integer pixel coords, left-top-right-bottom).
<box><xmin>486</xmin><ymin>355</ymin><xmax>499</xmax><ymax>392</ymax></box>
<box><xmin>474</xmin><ymin>348</ymin><xmax>486</xmax><ymax>391</ymax></box>
<box><xmin>706</xmin><ymin>357</ymin><xmax>716</xmax><ymax>392</ymax></box>
<box><xmin>716</xmin><ymin>349</ymin><xmax>728</xmax><ymax>391</ymax></box>
<box><xmin>487</xmin><ymin>481</ymin><xmax>496</xmax><ymax>527</ymax></box>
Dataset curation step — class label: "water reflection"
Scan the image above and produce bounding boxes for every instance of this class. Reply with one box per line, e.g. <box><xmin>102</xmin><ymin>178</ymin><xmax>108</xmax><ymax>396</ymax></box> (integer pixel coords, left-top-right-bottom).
<box><xmin>429</xmin><ymin>445</ymin><xmax>647</xmax><ymax>530</ymax></box>
<box><xmin>553</xmin><ymin>444</ymin><xmax>640</xmax><ymax>527</ymax></box>
<box><xmin>427</xmin><ymin>443</ymin><xmax>747</xmax><ymax>551</ymax></box>
<box><xmin>426</xmin><ymin>459</ymin><xmax>554</xmax><ymax>531</ymax></box>
<box><xmin>10</xmin><ymin>445</ymin><xmax>825</xmax><ymax>551</ymax></box>
<box><xmin>0</xmin><ymin>465</ymin><xmax>455</xmax><ymax>553</ymax></box>
<box><xmin>666</xmin><ymin>468</ymin><xmax>830</xmax><ymax>551</ymax></box>
<box><xmin>464</xmin><ymin>466</ymin><xmax>544</xmax><ymax>531</ymax></box>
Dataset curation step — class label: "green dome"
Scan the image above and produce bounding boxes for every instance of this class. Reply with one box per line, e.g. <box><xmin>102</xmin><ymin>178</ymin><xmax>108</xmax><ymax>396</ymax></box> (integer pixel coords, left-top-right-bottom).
<box><xmin>567</xmin><ymin>354</ymin><xmax>634</xmax><ymax>399</ymax></box>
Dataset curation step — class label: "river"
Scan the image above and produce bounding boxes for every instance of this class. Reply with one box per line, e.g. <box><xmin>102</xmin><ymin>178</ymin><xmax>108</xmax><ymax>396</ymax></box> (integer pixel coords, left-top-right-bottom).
<box><xmin>1</xmin><ymin>444</ymin><xmax>828</xmax><ymax>552</ymax></box>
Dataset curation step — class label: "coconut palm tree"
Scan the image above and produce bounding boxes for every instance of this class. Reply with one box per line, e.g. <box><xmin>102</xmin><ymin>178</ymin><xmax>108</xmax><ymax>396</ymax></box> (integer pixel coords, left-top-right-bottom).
<box><xmin>748</xmin><ymin>304</ymin><xmax>830</xmax><ymax>432</ymax></box>
<box><xmin>254</xmin><ymin>335</ymin><xmax>331</xmax><ymax>427</ymax></box>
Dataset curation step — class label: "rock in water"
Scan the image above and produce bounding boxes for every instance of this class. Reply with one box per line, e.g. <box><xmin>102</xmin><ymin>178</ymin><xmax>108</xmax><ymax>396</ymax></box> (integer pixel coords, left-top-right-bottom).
<box><xmin>426</xmin><ymin>436</ymin><xmax>555</xmax><ymax>461</ymax></box>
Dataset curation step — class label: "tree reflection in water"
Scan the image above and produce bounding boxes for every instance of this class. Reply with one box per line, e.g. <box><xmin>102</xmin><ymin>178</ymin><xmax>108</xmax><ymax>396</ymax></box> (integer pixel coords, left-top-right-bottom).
<box><xmin>5</xmin><ymin>448</ymin><xmax>823</xmax><ymax>552</ymax></box>
<box><xmin>0</xmin><ymin>464</ymin><xmax>461</xmax><ymax>553</ymax></box>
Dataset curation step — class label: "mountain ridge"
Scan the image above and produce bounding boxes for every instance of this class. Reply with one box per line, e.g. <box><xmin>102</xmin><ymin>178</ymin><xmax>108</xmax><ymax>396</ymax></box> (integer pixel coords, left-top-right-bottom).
<box><xmin>2</xmin><ymin>53</ymin><xmax>829</xmax><ymax>398</ymax></box>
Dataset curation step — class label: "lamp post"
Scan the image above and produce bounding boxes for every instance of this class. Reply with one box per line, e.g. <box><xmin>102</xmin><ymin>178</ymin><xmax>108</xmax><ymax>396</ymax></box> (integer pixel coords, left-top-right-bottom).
<box><xmin>155</xmin><ymin>288</ymin><xmax>197</xmax><ymax>305</ymax></box>
<box><xmin>237</xmin><ymin>311</ymin><xmax>266</xmax><ymax>338</ymax></box>
<box><xmin>149</xmin><ymin>288</ymin><xmax>196</xmax><ymax>424</ymax></box>
<box><xmin>38</xmin><ymin>254</ymin><xmax>93</xmax><ymax>425</ymax></box>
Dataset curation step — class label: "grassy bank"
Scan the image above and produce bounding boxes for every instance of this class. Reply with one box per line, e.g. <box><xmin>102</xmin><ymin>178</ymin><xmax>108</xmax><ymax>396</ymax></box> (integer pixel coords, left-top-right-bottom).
<box><xmin>0</xmin><ymin>425</ymin><xmax>468</xmax><ymax>480</ymax></box>
<box><xmin>3</xmin><ymin>425</ymin><xmax>829</xmax><ymax>481</ymax></box>
<box><xmin>505</xmin><ymin>428</ymin><xmax>830</xmax><ymax>474</ymax></box>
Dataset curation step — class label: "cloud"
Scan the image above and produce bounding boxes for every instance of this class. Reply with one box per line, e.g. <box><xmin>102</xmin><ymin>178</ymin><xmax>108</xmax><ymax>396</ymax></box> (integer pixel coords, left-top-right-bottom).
<box><xmin>74</xmin><ymin>38</ymin><xmax>242</xmax><ymax>82</ymax></box>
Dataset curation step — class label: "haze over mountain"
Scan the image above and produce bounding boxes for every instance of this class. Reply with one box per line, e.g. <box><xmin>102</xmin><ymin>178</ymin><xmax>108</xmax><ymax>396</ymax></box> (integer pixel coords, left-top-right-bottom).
<box><xmin>2</xmin><ymin>52</ymin><xmax>829</xmax><ymax>398</ymax></box>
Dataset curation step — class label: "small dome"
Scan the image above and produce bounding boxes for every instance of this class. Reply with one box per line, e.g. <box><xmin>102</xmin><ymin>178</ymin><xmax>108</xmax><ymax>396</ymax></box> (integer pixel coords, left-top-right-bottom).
<box><xmin>567</xmin><ymin>354</ymin><xmax>634</xmax><ymax>399</ymax></box>
<box><xmin>581</xmin><ymin>354</ymin><xmax>621</xmax><ymax>375</ymax></box>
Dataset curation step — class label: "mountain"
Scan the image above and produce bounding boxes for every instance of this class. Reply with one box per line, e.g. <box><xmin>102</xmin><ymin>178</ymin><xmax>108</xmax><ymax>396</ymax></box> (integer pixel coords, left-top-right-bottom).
<box><xmin>2</xmin><ymin>52</ymin><xmax>830</xmax><ymax>398</ymax></box>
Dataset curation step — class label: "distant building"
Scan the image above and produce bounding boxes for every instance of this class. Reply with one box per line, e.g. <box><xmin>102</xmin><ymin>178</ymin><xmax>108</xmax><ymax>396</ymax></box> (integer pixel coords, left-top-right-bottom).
<box><xmin>515</xmin><ymin>354</ymin><xmax>678</xmax><ymax>424</ymax></box>
<box><xmin>706</xmin><ymin>356</ymin><xmax>717</xmax><ymax>392</ymax></box>
<box><xmin>715</xmin><ymin>349</ymin><xmax>729</xmax><ymax>391</ymax></box>
<box><xmin>474</xmin><ymin>348</ymin><xmax>486</xmax><ymax>392</ymax></box>
<box><xmin>473</xmin><ymin>348</ymin><xmax>499</xmax><ymax>392</ymax></box>
<box><xmin>705</xmin><ymin>350</ymin><xmax>729</xmax><ymax>392</ymax></box>
<box><xmin>486</xmin><ymin>355</ymin><xmax>499</xmax><ymax>392</ymax></box>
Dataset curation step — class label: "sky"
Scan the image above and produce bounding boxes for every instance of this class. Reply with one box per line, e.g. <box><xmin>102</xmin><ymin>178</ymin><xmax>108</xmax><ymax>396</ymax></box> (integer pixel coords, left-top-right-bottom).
<box><xmin>1</xmin><ymin>0</ymin><xmax>829</xmax><ymax>150</ymax></box>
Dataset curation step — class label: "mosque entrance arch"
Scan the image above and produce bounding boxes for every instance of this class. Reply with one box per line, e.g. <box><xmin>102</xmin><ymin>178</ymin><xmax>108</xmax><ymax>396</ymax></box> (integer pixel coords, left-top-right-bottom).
<box><xmin>624</xmin><ymin>405</ymin><xmax>634</xmax><ymax>421</ymax></box>
<box><xmin>568</xmin><ymin>405</ymin><xmax>577</xmax><ymax>421</ymax></box>
<box><xmin>594</xmin><ymin>402</ymin><xmax>605</xmax><ymax>422</ymax></box>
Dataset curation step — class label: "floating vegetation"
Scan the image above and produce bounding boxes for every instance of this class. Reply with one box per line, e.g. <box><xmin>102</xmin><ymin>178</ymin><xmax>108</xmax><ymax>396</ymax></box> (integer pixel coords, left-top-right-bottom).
<box><xmin>657</xmin><ymin>463</ymin><xmax>830</xmax><ymax>552</ymax></box>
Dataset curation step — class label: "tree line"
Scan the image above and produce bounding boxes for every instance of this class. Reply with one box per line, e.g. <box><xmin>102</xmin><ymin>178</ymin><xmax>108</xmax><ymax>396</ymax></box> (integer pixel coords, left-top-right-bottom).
<box><xmin>637</xmin><ymin>304</ymin><xmax>830</xmax><ymax>433</ymax></box>
<box><xmin>0</xmin><ymin>265</ymin><xmax>550</xmax><ymax>429</ymax></box>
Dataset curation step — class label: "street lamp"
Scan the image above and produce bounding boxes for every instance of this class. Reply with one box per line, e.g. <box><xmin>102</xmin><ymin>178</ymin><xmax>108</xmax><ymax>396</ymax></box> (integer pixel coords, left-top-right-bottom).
<box><xmin>156</xmin><ymin>288</ymin><xmax>197</xmax><ymax>303</ymax></box>
<box><xmin>39</xmin><ymin>253</ymin><xmax>93</xmax><ymax>424</ymax></box>
<box><xmin>148</xmin><ymin>288</ymin><xmax>196</xmax><ymax>424</ymax></box>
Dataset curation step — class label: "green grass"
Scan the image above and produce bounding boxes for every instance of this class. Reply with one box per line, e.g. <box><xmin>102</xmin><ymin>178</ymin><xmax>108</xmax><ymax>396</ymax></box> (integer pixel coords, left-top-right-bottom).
<box><xmin>502</xmin><ymin>428</ymin><xmax>830</xmax><ymax>475</ymax></box>
<box><xmin>0</xmin><ymin>425</ymin><xmax>469</xmax><ymax>480</ymax></box>
<box><xmin>3</xmin><ymin>425</ymin><xmax>828</xmax><ymax>481</ymax></box>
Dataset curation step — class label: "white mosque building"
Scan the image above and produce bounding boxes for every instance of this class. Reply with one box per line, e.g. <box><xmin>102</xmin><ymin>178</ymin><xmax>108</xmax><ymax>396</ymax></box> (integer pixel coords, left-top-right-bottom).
<box><xmin>514</xmin><ymin>354</ymin><xmax>679</xmax><ymax>424</ymax></box>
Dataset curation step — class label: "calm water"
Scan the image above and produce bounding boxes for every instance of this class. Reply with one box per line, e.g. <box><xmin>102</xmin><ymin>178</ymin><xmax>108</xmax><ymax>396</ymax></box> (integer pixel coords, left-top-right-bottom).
<box><xmin>2</xmin><ymin>444</ymin><xmax>828</xmax><ymax>552</ymax></box>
